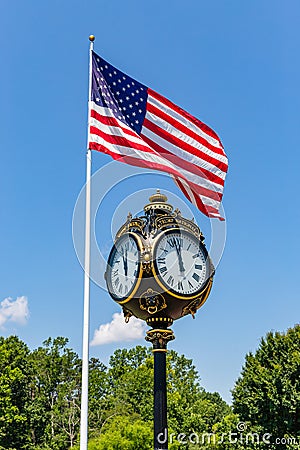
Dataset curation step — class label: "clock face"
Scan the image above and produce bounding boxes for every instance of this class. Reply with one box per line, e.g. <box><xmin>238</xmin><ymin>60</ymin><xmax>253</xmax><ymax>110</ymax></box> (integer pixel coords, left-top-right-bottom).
<box><xmin>106</xmin><ymin>234</ymin><xmax>141</xmax><ymax>301</ymax></box>
<box><xmin>153</xmin><ymin>230</ymin><xmax>211</xmax><ymax>297</ymax></box>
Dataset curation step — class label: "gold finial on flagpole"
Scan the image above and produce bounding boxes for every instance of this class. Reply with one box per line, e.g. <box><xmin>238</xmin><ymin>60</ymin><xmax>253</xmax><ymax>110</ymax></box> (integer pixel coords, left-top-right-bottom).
<box><xmin>89</xmin><ymin>35</ymin><xmax>95</xmax><ymax>42</ymax></box>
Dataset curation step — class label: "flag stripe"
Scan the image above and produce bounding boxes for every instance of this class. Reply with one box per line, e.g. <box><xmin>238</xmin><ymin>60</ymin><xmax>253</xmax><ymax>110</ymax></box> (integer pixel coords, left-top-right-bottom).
<box><xmin>89</xmin><ymin>105</ymin><xmax>224</xmax><ymax>194</ymax></box>
<box><xmin>90</xmin><ymin>113</ymin><xmax>224</xmax><ymax>191</ymax></box>
<box><xmin>146</xmin><ymin>101</ymin><xmax>227</xmax><ymax>167</ymax></box>
<box><xmin>141</xmin><ymin>129</ymin><xmax>224</xmax><ymax>188</ymax></box>
<box><xmin>174</xmin><ymin>177</ymin><xmax>224</xmax><ymax>219</ymax></box>
<box><xmin>173</xmin><ymin>176</ymin><xmax>221</xmax><ymax>218</ymax></box>
<box><xmin>89</xmin><ymin>140</ymin><xmax>222</xmax><ymax>214</ymax></box>
<box><xmin>89</xmin><ymin>113</ymin><xmax>223</xmax><ymax>213</ymax></box>
<box><xmin>148</xmin><ymin>89</ymin><xmax>224</xmax><ymax>152</ymax></box>
<box><xmin>90</xmin><ymin>108</ymin><xmax>138</xmax><ymax>139</ymax></box>
<box><xmin>142</xmin><ymin>119</ymin><xmax>226</xmax><ymax>183</ymax></box>
<box><xmin>89</xmin><ymin>125</ymin><xmax>223</xmax><ymax>199</ymax></box>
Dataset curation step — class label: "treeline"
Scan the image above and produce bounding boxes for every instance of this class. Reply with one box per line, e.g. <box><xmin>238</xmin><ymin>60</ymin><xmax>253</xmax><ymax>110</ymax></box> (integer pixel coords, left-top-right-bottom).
<box><xmin>0</xmin><ymin>325</ymin><xmax>299</xmax><ymax>450</ymax></box>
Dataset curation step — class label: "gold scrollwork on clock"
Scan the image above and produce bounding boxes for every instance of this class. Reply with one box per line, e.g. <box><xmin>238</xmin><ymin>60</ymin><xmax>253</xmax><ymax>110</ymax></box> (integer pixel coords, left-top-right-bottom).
<box><xmin>142</xmin><ymin>261</ymin><xmax>152</xmax><ymax>274</ymax></box>
<box><xmin>145</xmin><ymin>328</ymin><xmax>175</xmax><ymax>345</ymax></box>
<box><xmin>181</xmin><ymin>277</ymin><xmax>213</xmax><ymax>318</ymax></box>
<box><xmin>154</xmin><ymin>213</ymin><xmax>203</xmax><ymax>241</ymax></box>
<box><xmin>182</xmin><ymin>298</ymin><xmax>202</xmax><ymax>318</ymax></box>
<box><xmin>122</xmin><ymin>307</ymin><xmax>133</xmax><ymax>323</ymax></box>
<box><xmin>116</xmin><ymin>217</ymin><xmax>147</xmax><ymax>238</ymax></box>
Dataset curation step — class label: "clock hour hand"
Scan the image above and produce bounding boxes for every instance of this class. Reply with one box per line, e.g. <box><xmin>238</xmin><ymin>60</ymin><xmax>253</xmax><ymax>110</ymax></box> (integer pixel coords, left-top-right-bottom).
<box><xmin>120</xmin><ymin>247</ymin><xmax>128</xmax><ymax>277</ymax></box>
<box><xmin>123</xmin><ymin>248</ymin><xmax>128</xmax><ymax>277</ymax></box>
<box><xmin>175</xmin><ymin>241</ymin><xmax>185</xmax><ymax>273</ymax></box>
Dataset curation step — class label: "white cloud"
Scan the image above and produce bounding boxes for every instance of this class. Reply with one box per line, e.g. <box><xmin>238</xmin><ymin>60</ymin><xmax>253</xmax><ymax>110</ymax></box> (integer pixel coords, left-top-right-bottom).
<box><xmin>91</xmin><ymin>312</ymin><xmax>146</xmax><ymax>346</ymax></box>
<box><xmin>0</xmin><ymin>296</ymin><xmax>29</xmax><ymax>328</ymax></box>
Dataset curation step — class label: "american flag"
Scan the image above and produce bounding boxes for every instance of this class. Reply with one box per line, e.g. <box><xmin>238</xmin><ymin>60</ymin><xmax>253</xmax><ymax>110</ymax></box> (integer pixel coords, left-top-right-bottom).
<box><xmin>89</xmin><ymin>51</ymin><xmax>228</xmax><ymax>220</ymax></box>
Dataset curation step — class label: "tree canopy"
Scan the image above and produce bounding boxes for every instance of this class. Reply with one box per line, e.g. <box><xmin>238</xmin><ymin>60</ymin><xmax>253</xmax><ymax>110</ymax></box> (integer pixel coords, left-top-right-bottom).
<box><xmin>0</xmin><ymin>324</ymin><xmax>299</xmax><ymax>449</ymax></box>
<box><xmin>232</xmin><ymin>324</ymin><xmax>300</xmax><ymax>449</ymax></box>
<box><xmin>0</xmin><ymin>336</ymin><xmax>30</xmax><ymax>449</ymax></box>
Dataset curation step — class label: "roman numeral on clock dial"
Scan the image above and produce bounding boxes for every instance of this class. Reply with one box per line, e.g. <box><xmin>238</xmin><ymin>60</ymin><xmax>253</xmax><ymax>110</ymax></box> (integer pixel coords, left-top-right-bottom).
<box><xmin>167</xmin><ymin>275</ymin><xmax>174</xmax><ymax>286</ymax></box>
<box><xmin>178</xmin><ymin>281</ymin><xmax>183</xmax><ymax>291</ymax></box>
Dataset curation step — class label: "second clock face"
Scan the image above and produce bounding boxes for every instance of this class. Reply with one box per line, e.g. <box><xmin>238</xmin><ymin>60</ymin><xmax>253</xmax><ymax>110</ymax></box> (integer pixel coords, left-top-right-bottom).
<box><xmin>106</xmin><ymin>233</ymin><xmax>140</xmax><ymax>301</ymax></box>
<box><xmin>153</xmin><ymin>230</ymin><xmax>210</xmax><ymax>297</ymax></box>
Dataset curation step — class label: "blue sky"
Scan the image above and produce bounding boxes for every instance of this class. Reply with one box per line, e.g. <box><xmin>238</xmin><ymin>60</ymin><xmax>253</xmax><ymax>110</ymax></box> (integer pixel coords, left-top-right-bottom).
<box><xmin>1</xmin><ymin>0</ymin><xmax>299</xmax><ymax>403</ymax></box>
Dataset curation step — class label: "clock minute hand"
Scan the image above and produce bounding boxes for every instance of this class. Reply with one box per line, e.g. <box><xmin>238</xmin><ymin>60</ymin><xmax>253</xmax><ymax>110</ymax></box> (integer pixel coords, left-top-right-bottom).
<box><xmin>175</xmin><ymin>241</ymin><xmax>185</xmax><ymax>273</ymax></box>
<box><xmin>120</xmin><ymin>247</ymin><xmax>128</xmax><ymax>277</ymax></box>
<box><xmin>124</xmin><ymin>248</ymin><xmax>128</xmax><ymax>277</ymax></box>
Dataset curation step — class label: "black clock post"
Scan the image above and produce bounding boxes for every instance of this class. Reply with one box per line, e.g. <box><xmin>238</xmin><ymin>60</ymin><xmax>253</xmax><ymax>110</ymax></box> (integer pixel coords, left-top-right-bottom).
<box><xmin>105</xmin><ymin>191</ymin><xmax>215</xmax><ymax>450</ymax></box>
<box><xmin>146</xmin><ymin>323</ymin><xmax>174</xmax><ymax>449</ymax></box>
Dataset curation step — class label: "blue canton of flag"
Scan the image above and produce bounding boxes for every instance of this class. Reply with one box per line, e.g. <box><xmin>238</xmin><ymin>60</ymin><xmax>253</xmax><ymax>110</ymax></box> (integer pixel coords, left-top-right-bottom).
<box><xmin>92</xmin><ymin>53</ymin><xmax>147</xmax><ymax>134</ymax></box>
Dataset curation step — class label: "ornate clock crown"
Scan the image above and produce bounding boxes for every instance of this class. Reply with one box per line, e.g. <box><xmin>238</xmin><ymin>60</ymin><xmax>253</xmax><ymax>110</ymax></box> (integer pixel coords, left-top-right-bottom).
<box><xmin>144</xmin><ymin>189</ymin><xmax>173</xmax><ymax>214</ymax></box>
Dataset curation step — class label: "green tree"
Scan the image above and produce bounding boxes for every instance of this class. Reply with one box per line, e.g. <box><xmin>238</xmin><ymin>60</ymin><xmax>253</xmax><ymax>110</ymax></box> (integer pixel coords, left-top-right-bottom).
<box><xmin>205</xmin><ymin>413</ymin><xmax>261</xmax><ymax>450</ymax></box>
<box><xmin>0</xmin><ymin>336</ymin><xmax>31</xmax><ymax>450</ymax></box>
<box><xmin>73</xmin><ymin>415</ymin><xmax>152</xmax><ymax>450</ymax></box>
<box><xmin>104</xmin><ymin>346</ymin><xmax>209</xmax><ymax>430</ymax></box>
<box><xmin>108</xmin><ymin>347</ymin><xmax>153</xmax><ymax>421</ymax></box>
<box><xmin>182</xmin><ymin>391</ymin><xmax>231</xmax><ymax>436</ymax></box>
<box><xmin>91</xmin><ymin>345</ymin><xmax>231</xmax><ymax>449</ymax></box>
<box><xmin>30</xmin><ymin>337</ymin><xmax>81</xmax><ymax>449</ymax></box>
<box><xmin>167</xmin><ymin>350</ymin><xmax>202</xmax><ymax>432</ymax></box>
<box><xmin>0</xmin><ymin>337</ymin><xmax>232</xmax><ymax>449</ymax></box>
<box><xmin>232</xmin><ymin>324</ymin><xmax>300</xmax><ymax>449</ymax></box>
<box><xmin>108</xmin><ymin>346</ymin><xmax>150</xmax><ymax>380</ymax></box>
<box><xmin>88</xmin><ymin>358</ymin><xmax>110</xmax><ymax>435</ymax></box>
<box><xmin>92</xmin><ymin>415</ymin><xmax>152</xmax><ymax>450</ymax></box>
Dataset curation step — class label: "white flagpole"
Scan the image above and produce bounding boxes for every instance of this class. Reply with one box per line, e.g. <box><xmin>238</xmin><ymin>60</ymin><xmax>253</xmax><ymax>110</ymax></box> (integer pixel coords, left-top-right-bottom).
<box><xmin>80</xmin><ymin>34</ymin><xmax>94</xmax><ymax>450</ymax></box>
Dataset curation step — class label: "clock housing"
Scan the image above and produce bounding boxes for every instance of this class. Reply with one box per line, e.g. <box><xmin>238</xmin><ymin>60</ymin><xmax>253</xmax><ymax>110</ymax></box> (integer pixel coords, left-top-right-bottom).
<box><xmin>105</xmin><ymin>191</ymin><xmax>214</xmax><ymax>324</ymax></box>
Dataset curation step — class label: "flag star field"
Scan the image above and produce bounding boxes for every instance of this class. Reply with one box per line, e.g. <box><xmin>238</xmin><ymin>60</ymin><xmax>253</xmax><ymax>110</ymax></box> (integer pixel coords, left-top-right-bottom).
<box><xmin>92</xmin><ymin>53</ymin><xmax>147</xmax><ymax>133</ymax></box>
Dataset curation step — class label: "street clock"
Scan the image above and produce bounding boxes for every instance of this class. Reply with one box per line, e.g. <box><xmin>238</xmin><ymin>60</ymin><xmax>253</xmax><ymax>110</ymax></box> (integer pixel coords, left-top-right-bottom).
<box><xmin>105</xmin><ymin>190</ymin><xmax>214</xmax><ymax>327</ymax></box>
